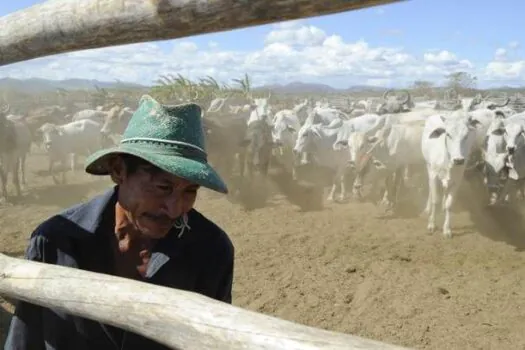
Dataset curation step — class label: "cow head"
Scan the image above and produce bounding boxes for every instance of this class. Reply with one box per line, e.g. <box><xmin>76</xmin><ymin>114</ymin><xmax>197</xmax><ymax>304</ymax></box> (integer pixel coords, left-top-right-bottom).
<box><xmin>483</xmin><ymin>118</ymin><xmax>509</xmax><ymax>202</ymax></box>
<box><xmin>429</xmin><ymin>115</ymin><xmax>480</xmax><ymax>166</ymax></box>
<box><xmin>293</xmin><ymin>124</ymin><xmax>320</xmax><ymax>165</ymax></box>
<box><xmin>376</xmin><ymin>89</ymin><xmax>411</xmax><ymax>115</ymax></box>
<box><xmin>239</xmin><ymin>120</ymin><xmax>273</xmax><ymax>172</ymax></box>
<box><xmin>504</xmin><ymin>122</ymin><xmax>525</xmax><ymax>156</ymax></box>
<box><xmin>271</xmin><ymin>113</ymin><xmax>297</xmax><ymax>148</ymax></box>
<box><xmin>340</xmin><ymin>116</ymin><xmax>387</xmax><ymax>170</ymax></box>
<box><xmin>38</xmin><ymin>123</ymin><xmax>62</xmax><ymax>151</ymax></box>
<box><xmin>248</xmin><ymin>95</ymin><xmax>272</xmax><ymax>124</ymax></box>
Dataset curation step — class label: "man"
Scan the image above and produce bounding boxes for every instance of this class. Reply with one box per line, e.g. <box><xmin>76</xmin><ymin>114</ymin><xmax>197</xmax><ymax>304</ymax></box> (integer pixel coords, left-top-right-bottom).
<box><xmin>4</xmin><ymin>95</ymin><xmax>234</xmax><ymax>350</ymax></box>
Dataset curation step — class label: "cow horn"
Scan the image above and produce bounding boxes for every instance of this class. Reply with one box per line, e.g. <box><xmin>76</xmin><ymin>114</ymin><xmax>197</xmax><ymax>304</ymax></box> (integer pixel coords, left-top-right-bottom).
<box><xmin>399</xmin><ymin>89</ymin><xmax>410</xmax><ymax>105</ymax></box>
<box><xmin>1</xmin><ymin>104</ymin><xmax>10</xmax><ymax>114</ymax></box>
<box><xmin>495</xmin><ymin>97</ymin><xmax>510</xmax><ymax>108</ymax></box>
<box><xmin>383</xmin><ymin>89</ymin><xmax>393</xmax><ymax>100</ymax></box>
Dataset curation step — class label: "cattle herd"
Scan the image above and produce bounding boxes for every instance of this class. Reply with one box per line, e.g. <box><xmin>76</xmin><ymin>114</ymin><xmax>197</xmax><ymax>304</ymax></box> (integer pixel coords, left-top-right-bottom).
<box><xmin>1</xmin><ymin>88</ymin><xmax>525</xmax><ymax>240</ymax></box>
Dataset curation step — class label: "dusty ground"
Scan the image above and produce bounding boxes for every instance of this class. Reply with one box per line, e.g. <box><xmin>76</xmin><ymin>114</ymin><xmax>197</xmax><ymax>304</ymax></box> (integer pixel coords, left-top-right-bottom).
<box><xmin>1</xmin><ymin>149</ymin><xmax>525</xmax><ymax>349</ymax></box>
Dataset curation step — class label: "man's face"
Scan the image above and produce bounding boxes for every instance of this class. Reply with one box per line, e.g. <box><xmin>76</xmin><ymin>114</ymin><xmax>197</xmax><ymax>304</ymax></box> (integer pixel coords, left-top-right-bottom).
<box><xmin>111</xmin><ymin>157</ymin><xmax>199</xmax><ymax>239</ymax></box>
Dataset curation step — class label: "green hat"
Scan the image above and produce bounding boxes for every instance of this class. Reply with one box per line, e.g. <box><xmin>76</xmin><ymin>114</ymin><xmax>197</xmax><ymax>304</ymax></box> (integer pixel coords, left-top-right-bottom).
<box><xmin>85</xmin><ymin>95</ymin><xmax>228</xmax><ymax>194</ymax></box>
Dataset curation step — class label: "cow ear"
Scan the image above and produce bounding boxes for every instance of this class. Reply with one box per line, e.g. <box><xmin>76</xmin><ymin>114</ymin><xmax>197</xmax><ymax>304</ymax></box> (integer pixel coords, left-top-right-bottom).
<box><xmin>468</xmin><ymin>117</ymin><xmax>481</xmax><ymax>127</ymax></box>
<box><xmin>367</xmin><ymin>136</ymin><xmax>378</xmax><ymax>143</ymax></box>
<box><xmin>491</xmin><ymin>128</ymin><xmax>505</xmax><ymax>136</ymax></box>
<box><xmin>429</xmin><ymin>127</ymin><xmax>446</xmax><ymax>138</ymax></box>
<box><xmin>333</xmin><ymin>140</ymin><xmax>348</xmax><ymax>150</ymax></box>
<box><xmin>286</xmin><ymin>126</ymin><xmax>296</xmax><ymax>132</ymax></box>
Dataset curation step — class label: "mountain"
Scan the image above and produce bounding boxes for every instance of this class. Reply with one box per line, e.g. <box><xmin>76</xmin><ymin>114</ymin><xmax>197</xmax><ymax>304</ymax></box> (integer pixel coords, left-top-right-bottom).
<box><xmin>256</xmin><ymin>81</ymin><xmax>339</xmax><ymax>93</ymax></box>
<box><xmin>254</xmin><ymin>81</ymin><xmax>389</xmax><ymax>94</ymax></box>
<box><xmin>0</xmin><ymin>78</ymin><xmax>147</xmax><ymax>93</ymax></box>
<box><xmin>1</xmin><ymin>78</ymin><xmax>386</xmax><ymax>94</ymax></box>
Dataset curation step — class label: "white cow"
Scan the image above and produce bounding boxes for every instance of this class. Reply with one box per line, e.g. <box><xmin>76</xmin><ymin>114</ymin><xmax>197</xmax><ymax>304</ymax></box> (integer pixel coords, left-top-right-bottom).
<box><xmin>482</xmin><ymin>117</ymin><xmax>509</xmax><ymax>205</ymax></box>
<box><xmin>421</xmin><ymin>114</ymin><xmax>481</xmax><ymax>238</ymax></box>
<box><xmin>304</xmin><ymin>106</ymin><xmax>349</xmax><ymax>129</ymax></box>
<box><xmin>72</xmin><ymin>106</ymin><xmax>121</xmax><ymax>125</ymax></box>
<box><xmin>271</xmin><ymin>110</ymin><xmax>302</xmax><ymax>179</ymax></box>
<box><xmin>38</xmin><ymin>119</ymin><xmax>106</xmax><ymax>184</ymax></box>
<box><xmin>353</xmin><ymin>121</ymin><xmax>425</xmax><ymax>208</ymax></box>
<box><xmin>272</xmin><ymin>110</ymin><xmax>301</xmax><ymax>150</ymax></box>
<box><xmin>247</xmin><ymin>97</ymin><xmax>272</xmax><ymax>126</ymax></box>
<box><xmin>500</xmin><ymin>119</ymin><xmax>525</xmax><ymax>202</ymax></box>
<box><xmin>332</xmin><ymin>114</ymin><xmax>390</xmax><ymax>198</ymax></box>
<box><xmin>449</xmin><ymin>108</ymin><xmax>508</xmax><ymax>151</ymax></box>
<box><xmin>293</xmin><ymin>123</ymin><xmax>349</xmax><ymax>202</ymax></box>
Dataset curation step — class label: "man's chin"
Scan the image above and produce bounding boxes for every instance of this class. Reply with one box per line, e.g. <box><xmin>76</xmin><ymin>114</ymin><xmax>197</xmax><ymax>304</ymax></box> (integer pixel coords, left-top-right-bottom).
<box><xmin>138</xmin><ymin>224</ymin><xmax>172</xmax><ymax>239</ymax></box>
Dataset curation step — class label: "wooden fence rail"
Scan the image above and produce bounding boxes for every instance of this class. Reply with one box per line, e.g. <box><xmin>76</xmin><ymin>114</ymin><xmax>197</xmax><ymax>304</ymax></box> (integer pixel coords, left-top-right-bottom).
<box><xmin>0</xmin><ymin>0</ymin><xmax>405</xmax><ymax>66</ymax></box>
<box><xmin>0</xmin><ymin>254</ymin><xmax>409</xmax><ymax>349</ymax></box>
<box><xmin>0</xmin><ymin>0</ymin><xmax>410</xmax><ymax>348</ymax></box>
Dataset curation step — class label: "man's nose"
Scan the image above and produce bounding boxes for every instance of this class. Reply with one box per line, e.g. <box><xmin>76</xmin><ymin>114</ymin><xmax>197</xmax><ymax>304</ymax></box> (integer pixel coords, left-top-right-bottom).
<box><xmin>163</xmin><ymin>194</ymin><xmax>185</xmax><ymax>219</ymax></box>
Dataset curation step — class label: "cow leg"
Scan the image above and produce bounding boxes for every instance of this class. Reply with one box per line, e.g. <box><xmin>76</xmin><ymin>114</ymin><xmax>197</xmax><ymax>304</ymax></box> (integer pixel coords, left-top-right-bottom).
<box><xmin>507</xmin><ymin>180</ymin><xmax>519</xmax><ymax>205</ymax></box>
<box><xmin>380</xmin><ymin>172</ymin><xmax>394</xmax><ymax>208</ymax></box>
<box><xmin>61</xmin><ymin>158</ymin><xmax>67</xmax><ymax>184</ymax></box>
<box><xmin>70</xmin><ymin>153</ymin><xmax>76</xmax><ymax>172</ymax></box>
<box><xmin>238</xmin><ymin>152</ymin><xmax>246</xmax><ymax>180</ymax></box>
<box><xmin>442</xmin><ymin>187</ymin><xmax>457</xmax><ymax>238</ymax></box>
<box><xmin>352</xmin><ymin>160</ymin><xmax>370</xmax><ymax>200</ymax></box>
<box><xmin>0</xmin><ymin>164</ymin><xmax>7</xmax><ymax>202</ymax></box>
<box><xmin>352</xmin><ymin>176</ymin><xmax>363</xmax><ymax>200</ymax></box>
<box><xmin>20</xmin><ymin>153</ymin><xmax>27</xmax><ymax>187</ymax></box>
<box><xmin>327</xmin><ymin>181</ymin><xmax>337</xmax><ymax>202</ymax></box>
<box><xmin>427</xmin><ymin>171</ymin><xmax>439</xmax><ymax>234</ymax></box>
<box><xmin>49</xmin><ymin>158</ymin><xmax>59</xmax><ymax>185</ymax></box>
<box><xmin>423</xmin><ymin>191</ymin><xmax>431</xmax><ymax>216</ymax></box>
<box><xmin>389</xmin><ymin>167</ymin><xmax>404</xmax><ymax>209</ymax></box>
<box><xmin>403</xmin><ymin>165</ymin><xmax>410</xmax><ymax>182</ymax></box>
<box><xmin>12</xmin><ymin>157</ymin><xmax>21</xmax><ymax>197</ymax></box>
<box><xmin>292</xmin><ymin>167</ymin><xmax>298</xmax><ymax>181</ymax></box>
<box><xmin>337</xmin><ymin>168</ymin><xmax>347</xmax><ymax>202</ymax></box>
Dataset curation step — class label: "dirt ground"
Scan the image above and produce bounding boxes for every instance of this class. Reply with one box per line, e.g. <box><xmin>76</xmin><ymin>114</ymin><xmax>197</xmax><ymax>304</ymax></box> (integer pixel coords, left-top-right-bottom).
<box><xmin>1</xmin><ymin>149</ymin><xmax>525</xmax><ymax>350</ymax></box>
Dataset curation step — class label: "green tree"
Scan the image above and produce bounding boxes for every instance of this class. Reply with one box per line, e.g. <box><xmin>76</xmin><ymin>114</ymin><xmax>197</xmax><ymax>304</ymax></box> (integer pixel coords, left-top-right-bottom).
<box><xmin>445</xmin><ymin>72</ymin><xmax>477</xmax><ymax>94</ymax></box>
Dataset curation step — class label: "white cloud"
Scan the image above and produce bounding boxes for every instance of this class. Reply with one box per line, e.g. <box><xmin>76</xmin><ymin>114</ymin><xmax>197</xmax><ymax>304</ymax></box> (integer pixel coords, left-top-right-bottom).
<box><xmin>0</xmin><ymin>23</ymin><xmax>518</xmax><ymax>88</ymax></box>
<box><xmin>509</xmin><ymin>41</ymin><xmax>520</xmax><ymax>49</ymax></box>
<box><xmin>483</xmin><ymin>47</ymin><xmax>525</xmax><ymax>82</ymax></box>
<box><xmin>495</xmin><ymin>48</ymin><xmax>507</xmax><ymax>61</ymax></box>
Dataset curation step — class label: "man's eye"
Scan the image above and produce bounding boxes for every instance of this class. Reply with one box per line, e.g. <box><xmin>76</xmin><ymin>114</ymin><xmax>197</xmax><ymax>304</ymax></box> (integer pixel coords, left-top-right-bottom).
<box><xmin>156</xmin><ymin>185</ymin><xmax>172</xmax><ymax>192</ymax></box>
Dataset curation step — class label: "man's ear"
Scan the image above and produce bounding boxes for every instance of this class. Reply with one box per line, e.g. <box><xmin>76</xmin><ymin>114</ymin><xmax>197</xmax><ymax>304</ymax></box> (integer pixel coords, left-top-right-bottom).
<box><xmin>108</xmin><ymin>155</ymin><xmax>126</xmax><ymax>184</ymax></box>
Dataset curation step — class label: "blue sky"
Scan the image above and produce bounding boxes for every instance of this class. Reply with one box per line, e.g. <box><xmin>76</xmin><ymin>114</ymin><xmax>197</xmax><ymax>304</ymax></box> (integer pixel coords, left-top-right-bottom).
<box><xmin>1</xmin><ymin>0</ymin><xmax>524</xmax><ymax>88</ymax></box>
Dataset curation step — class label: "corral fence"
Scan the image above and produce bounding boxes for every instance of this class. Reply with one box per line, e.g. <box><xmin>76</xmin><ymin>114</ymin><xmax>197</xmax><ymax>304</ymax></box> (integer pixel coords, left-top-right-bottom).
<box><xmin>0</xmin><ymin>0</ymin><xmax>409</xmax><ymax>349</ymax></box>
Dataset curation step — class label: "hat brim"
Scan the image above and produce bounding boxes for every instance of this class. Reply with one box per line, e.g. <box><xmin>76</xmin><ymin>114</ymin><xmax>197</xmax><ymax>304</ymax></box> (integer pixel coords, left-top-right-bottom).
<box><xmin>84</xmin><ymin>144</ymin><xmax>228</xmax><ymax>194</ymax></box>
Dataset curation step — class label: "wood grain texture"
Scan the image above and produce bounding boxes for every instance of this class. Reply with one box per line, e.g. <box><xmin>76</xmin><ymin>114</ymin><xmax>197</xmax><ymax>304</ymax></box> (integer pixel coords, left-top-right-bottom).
<box><xmin>0</xmin><ymin>253</ymin><xmax>410</xmax><ymax>349</ymax></box>
<box><xmin>0</xmin><ymin>0</ymin><xmax>405</xmax><ymax>66</ymax></box>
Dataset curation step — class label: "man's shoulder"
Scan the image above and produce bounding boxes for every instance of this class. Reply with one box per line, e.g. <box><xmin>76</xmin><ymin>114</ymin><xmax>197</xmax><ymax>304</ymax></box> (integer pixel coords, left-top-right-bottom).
<box><xmin>187</xmin><ymin>209</ymin><xmax>234</xmax><ymax>257</ymax></box>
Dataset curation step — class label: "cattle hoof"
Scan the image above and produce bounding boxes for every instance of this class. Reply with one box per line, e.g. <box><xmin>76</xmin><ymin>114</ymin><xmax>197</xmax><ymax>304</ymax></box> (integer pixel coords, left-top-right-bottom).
<box><xmin>427</xmin><ymin>225</ymin><xmax>435</xmax><ymax>234</ymax></box>
<box><xmin>443</xmin><ymin>231</ymin><xmax>452</xmax><ymax>239</ymax></box>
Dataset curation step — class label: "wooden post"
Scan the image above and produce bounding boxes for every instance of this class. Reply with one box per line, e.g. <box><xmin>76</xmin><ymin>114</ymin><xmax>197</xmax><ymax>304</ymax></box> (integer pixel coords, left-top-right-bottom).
<box><xmin>0</xmin><ymin>254</ymin><xmax>410</xmax><ymax>349</ymax></box>
<box><xmin>0</xmin><ymin>0</ymin><xmax>405</xmax><ymax>66</ymax></box>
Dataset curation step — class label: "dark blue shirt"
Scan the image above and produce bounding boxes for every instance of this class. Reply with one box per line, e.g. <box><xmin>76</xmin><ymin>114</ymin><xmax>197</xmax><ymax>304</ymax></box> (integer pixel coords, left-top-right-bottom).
<box><xmin>4</xmin><ymin>186</ymin><xmax>234</xmax><ymax>350</ymax></box>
